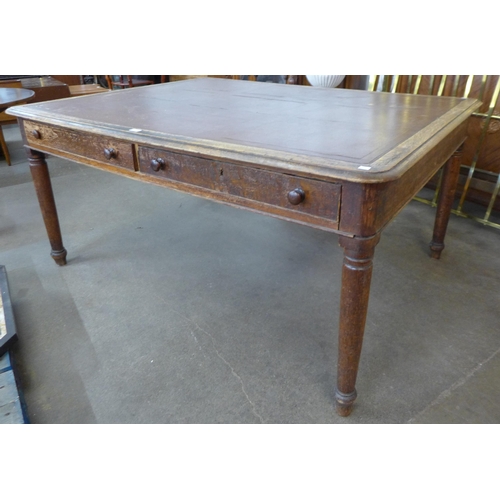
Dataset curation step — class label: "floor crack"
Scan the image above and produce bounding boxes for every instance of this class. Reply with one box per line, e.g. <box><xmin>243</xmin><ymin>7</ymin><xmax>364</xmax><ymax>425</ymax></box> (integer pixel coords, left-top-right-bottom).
<box><xmin>407</xmin><ymin>344</ymin><xmax>500</xmax><ymax>423</ymax></box>
<box><xmin>162</xmin><ymin>301</ymin><xmax>265</xmax><ymax>423</ymax></box>
<box><xmin>191</xmin><ymin>323</ymin><xmax>265</xmax><ymax>424</ymax></box>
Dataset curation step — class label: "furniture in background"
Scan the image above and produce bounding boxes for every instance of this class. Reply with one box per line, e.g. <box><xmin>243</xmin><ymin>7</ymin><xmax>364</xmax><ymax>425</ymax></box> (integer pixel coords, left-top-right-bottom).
<box><xmin>7</xmin><ymin>78</ymin><xmax>479</xmax><ymax>416</ymax></box>
<box><xmin>20</xmin><ymin>76</ymin><xmax>70</xmax><ymax>102</ymax></box>
<box><xmin>0</xmin><ymin>77</ymin><xmax>69</xmax><ymax>108</ymax></box>
<box><xmin>167</xmin><ymin>75</ymin><xmax>305</xmax><ymax>85</ymax></box>
<box><xmin>230</xmin><ymin>75</ymin><xmax>305</xmax><ymax>85</ymax></box>
<box><xmin>49</xmin><ymin>75</ymin><xmax>82</xmax><ymax>86</ymax></box>
<box><xmin>0</xmin><ymin>85</ymin><xmax>35</xmax><ymax>165</ymax></box>
<box><xmin>68</xmin><ymin>84</ymin><xmax>110</xmax><ymax>97</ymax></box>
<box><xmin>105</xmin><ymin>75</ymin><xmax>156</xmax><ymax>90</ymax></box>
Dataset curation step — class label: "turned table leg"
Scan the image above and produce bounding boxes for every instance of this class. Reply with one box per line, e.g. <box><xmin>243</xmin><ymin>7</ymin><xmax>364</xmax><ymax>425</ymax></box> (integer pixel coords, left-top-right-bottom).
<box><xmin>27</xmin><ymin>149</ymin><xmax>67</xmax><ymax>266</ymax></box>
<box><xmin>335</xmin><ymin>234</ymin><xmax>380</xmax><ymax>416</ymax></box>
<box><xmin>429</xmin><ymin>144</ymin><xmax>463</xmax><ymax>259</ymax></box>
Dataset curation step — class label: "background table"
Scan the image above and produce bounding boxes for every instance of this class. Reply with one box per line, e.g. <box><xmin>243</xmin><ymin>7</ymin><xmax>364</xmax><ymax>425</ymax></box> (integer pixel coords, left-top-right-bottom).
<box><xmin>0</xmin><ymin>88</ymin><xmax>35</xmax><ymax>113</ymax></box>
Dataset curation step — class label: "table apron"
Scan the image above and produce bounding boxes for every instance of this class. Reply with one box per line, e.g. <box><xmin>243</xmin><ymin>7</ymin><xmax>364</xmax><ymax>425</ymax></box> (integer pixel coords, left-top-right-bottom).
<box><xmin>21</xmin><ymin>120</ymin><xmax>342</xmax><ymax>232</ymax></box>
<box><xmin>23</xmin><ymin>120</ymin><xmax>136</xmax><ymax>171</ymax></box>
<box><xmin>338</xmin><ymin>122</ymin><xmax>469</xmax><ymax>236</ymax></box>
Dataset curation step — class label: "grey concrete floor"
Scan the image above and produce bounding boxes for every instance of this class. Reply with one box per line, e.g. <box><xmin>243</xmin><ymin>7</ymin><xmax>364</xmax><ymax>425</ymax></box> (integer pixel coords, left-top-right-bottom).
<box><xmin>1</xmin><ymin>123</ymin><xmax>500</xmax><ymax>424</ymax></box>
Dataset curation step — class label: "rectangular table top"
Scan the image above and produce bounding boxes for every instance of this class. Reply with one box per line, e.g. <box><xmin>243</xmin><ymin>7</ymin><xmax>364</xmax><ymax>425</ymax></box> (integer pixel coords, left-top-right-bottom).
<box><xmin>7</xmin><ymin>78</ymin><xmax>479</xmax><ymax>182</ymax></box>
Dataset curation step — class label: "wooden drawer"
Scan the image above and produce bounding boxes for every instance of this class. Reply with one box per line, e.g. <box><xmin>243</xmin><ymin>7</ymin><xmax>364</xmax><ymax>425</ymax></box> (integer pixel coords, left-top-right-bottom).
<box><xmin>138</xmin><ymin>147</ymin><xmax>341</xmax><ymax>226</ymax></box>
<box><xmin>23</xmin><ymin>120</ymin><xmax>135</xmax><ymax>171</ymax></box>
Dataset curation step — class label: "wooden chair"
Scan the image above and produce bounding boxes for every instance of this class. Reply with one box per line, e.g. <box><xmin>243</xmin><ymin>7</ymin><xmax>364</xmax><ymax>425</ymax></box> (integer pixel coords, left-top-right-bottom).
<box><xmin>105</xmin><ymin>75</ymin><xmax>155</xmax><ymax>90</ymax></box>
<box><xmin>0</xmin><ymin>79</ymin><xmax>23</xmax><ymax>166</ymax></box>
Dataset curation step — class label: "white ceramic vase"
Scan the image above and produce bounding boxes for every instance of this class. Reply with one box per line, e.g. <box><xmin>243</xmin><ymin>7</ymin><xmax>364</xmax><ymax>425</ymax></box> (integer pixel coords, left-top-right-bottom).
<box><xmin>305</xmin><ymin>75</ymin><xmax>345</xmax><ymax>88</ymax></box>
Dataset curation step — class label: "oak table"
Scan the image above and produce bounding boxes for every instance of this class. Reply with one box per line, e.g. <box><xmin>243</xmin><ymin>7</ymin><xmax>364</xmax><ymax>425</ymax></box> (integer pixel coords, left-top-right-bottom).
<box><xmin>6</xmin><ymin>78</ymin><xmax>480</xmax><ymax>416</ymax></box>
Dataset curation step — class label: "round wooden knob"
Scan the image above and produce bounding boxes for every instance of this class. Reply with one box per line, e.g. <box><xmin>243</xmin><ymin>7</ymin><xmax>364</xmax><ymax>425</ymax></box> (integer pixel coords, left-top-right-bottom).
<box><xmin>31</xmin><ymin>129</ymin><xmax>41</xmax><ymax>139</ymax></box>
<box><xmin>103</xmin><ymin>147</ymin><xmax>117</xmax><ymax>160</ymax></box>
<box><xmin>150</xmin><ymin>158</ymin><xmax>165</xmax><ymax>172</ymax></box>
<box><xmin>287</xmin><ymin>188</ymin><xmax>305</xmax><ymax>205</ymax></box>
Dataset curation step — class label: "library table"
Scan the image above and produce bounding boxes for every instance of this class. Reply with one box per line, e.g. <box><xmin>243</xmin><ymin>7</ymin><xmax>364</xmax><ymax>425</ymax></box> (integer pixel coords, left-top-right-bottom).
<box><xmin>6</xmin><ymin>78</ymin><xmax>480</xmax><ymax>416</ymax></box>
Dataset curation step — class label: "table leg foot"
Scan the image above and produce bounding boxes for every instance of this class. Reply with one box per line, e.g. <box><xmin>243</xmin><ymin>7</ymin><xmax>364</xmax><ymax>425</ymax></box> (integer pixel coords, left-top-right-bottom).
<box><xmin>429</xmin><ymin>242</ymin><xmax>444</xmax><ymax>259</ymax></box>
<box><xmin>336</xmin><ymin>234</ymin><xmax>380</xmax><ymax>417</ymax></box>
<box><xmin>51</xmin><ymin>249</ymin><xmax>68</xmax><ymax>266</ymax></box>
<box><xmin>27</xmin><ymin>149</ymin><xmax>68</xmax><ymax>265</ymax></box>
<box><xmin>335</xmin><ymin>389</ymin><xmax>357</xmax><ymax>417</ymax></box>
<box><xmin>429</xmin><ymin>144</ymin><xmax>463</xmax><ymax>260</ymax></box>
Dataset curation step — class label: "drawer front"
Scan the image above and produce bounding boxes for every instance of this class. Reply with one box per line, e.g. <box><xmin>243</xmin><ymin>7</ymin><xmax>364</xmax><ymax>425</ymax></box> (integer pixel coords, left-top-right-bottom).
<box><xmin>23</xmin><ymin>120</ymin><xmax>135</xmax><ymax>170</ymax></box>
<box><xmin>138</xmin><ymin>147</ymin><xmax>340</xmax><ymax>224</ymax></box>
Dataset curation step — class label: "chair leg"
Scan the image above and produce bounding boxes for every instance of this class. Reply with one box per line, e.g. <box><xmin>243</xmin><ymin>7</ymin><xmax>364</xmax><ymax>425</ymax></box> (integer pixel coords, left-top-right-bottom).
<box><xmin>0</xmin><ymin>126</ymin><xmax>12</xmax><ymax>166</ymax></box>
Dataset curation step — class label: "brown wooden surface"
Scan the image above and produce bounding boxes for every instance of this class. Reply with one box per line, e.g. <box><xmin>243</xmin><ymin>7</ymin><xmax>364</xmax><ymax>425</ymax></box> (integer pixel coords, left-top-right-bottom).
<box><xmin>69</xmin><ymin>84</ymin><xmax>109</xmax><ymax>96</ymax></box>
<box><xmin>6</xmin><ymin>78</ymin><xmax>481</xmax><ymax>416</ymax></box>
<box><xmin>0</xmin><ymin>79</ymin><xmax>23</xmax><ymax>89</ymax></box>
<box><xmin>50</xmin><ymin>75</ymin><xmax>82</xmax><ymax>86</ymax></box>
<box><xmin>19</xmin><ymin>77</ymin><xmax>70</xmax><ymax>103</ymax></box>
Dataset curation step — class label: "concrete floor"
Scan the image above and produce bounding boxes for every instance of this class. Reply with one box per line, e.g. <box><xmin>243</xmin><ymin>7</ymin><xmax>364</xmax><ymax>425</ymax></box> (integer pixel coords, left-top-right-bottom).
<box><xmin>1</xmin><ymin>122</ymin><xmax>500</xmax><ymax>424</ymax></box>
